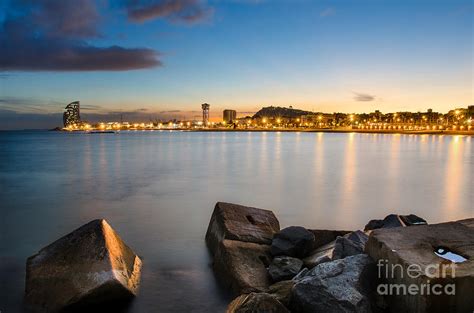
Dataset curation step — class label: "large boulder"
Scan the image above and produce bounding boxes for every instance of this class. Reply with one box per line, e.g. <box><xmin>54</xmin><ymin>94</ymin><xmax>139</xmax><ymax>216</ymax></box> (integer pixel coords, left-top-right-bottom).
<box><xmin>213</xmin><ymin>239</ymin><xmax>272</xmax><ymax>294</ymax></box>
<box><xmin>25</xmin><ymin>219</ymin><xmax>142</xmax><ymax>313</ymax></box>
<box><xmin>309</xmin><ymin>229</ymin><xmax>352</xmax><ymax>250</ymax></box>
<box><xmin>227</xmin><ymin>292</ymin><xmax>290</xmax><ymax>313</ymax></box>
<box><xmin>206</xmin><ymin>202</ymin><xmax>280</xmax><ymax>254</ymax></box>
<box><xmin>291</xmin><ymin>254</ymin><xmax>376</xmax><ymax>313</ymax></box>
<box><xmin>366</xmin><ymin>220</ymin><xmax>474</xmax><ymax>313</ymax></box>
<box><xmin>271</xmin><ymin>226</ymin><xmax>315</xmax><ymax>258</ymax></box>
<box><xmin>268</xmin><ymin>256</ymin><xmax>303</xmax><ymax>282</ymax></box>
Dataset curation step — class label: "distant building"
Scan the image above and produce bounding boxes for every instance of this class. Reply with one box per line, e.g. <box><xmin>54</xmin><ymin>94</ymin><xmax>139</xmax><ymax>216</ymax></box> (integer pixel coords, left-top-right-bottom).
<box><xmin>202</xmin><ymin>103</ymin><xmax>210</xmax><ymax>125</ymax></box>
<box><xmin>223</xmin><ymin>109</ymin><xmax>237</xmax><ymax>123</ymax></box>
<box><xmin>63</xmin><ymin>101</ymin><xmax>81</xmax><ymax>127</ymax></box>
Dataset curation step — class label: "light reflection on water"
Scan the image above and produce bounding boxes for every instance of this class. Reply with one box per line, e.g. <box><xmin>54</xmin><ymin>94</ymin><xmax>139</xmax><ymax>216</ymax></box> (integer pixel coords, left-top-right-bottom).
<box><xmin>0</xmin><ymin>131</ymin><xmax>473</xmax><ymax>312</ymax></box>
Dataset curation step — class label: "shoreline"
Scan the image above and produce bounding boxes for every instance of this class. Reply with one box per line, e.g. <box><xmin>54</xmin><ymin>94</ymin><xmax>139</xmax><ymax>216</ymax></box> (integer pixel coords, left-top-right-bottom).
<box><xmin>54</xmin><ymin>128</ymin><xmax>474</xmax><ymax>136</ymax></box>
<box><xmin>189</xmin><ymin>128</ymin><xmax>474</xmax><ymax>136</ymax></box>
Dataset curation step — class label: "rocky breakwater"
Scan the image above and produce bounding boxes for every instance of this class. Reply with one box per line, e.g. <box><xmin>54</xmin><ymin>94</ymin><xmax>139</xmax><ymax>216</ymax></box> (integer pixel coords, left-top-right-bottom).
<box><xmin>206</xmin><ymin>203</ymin><xmax>473</xmax><ymax>312</ymax></box>
<box><xmin>25</xmin><ymin>219</ymin><xmax>142</xmax><ymax>313</ymax></box>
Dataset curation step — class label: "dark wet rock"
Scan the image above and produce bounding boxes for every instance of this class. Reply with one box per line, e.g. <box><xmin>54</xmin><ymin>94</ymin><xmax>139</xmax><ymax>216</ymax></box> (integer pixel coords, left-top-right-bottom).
<box><xmin>333</xmin><ymin>236</ymin><xmax>365</xmax><ymax>260</ymax></box>
<box><xmin>347</xmin><ymin>230</ymin><xmax>369</xmax><ymax>246</ymax></box>
<box><xmin>366</xmin><ymin>221</ymin><xmax>474</xmax><ymax>313</ymax></box>
<box><xmin>399</xmin><ymin>214</ymin><xmax>427</xmax><ymax>226</ymax></box>
<box><xmin>206</xmin><ymin>202</ymin><xmax>280</xmax><ymax>255</ymax></box>
<box><xmin>213</xmin><ymin>239</ymin><xmax>272</xmax><ymax>295</ymax></box>
<box><xmin>227</xmin><ymin>292</ymin><xmax>290</xmax><ymax>313</ymax></box>
<box><xmin>268</xmin><ymin>280</ymin><xmax>295</xmax><ymax>308</ymax></box>
<box><xmin>268</xmin><ymin>256</ymin><xmax>303</xmax><ymax>282</ymax></box>
<box><xmin>364</xmin><ymin>214</ymin><xmax>404</xmax><ymax>231</ymax></box>
<box><xmin>25</xmin><ymin>219</ymin><xmax>142</xmax><ymax>313</ymax></box>
<box><xmin>271</xmin><ymin>226</ymin><xmax>315</xmax><ymax>258</ymax></box>
<box><xmin>309</xmin><ymin>229</ymin><xmax>352</xmax><ymax>250</ymax></box>
<box><xmin>291</xmin><ymin>254</ymin><xmax>376</xmax><ymax>313</ymax></box>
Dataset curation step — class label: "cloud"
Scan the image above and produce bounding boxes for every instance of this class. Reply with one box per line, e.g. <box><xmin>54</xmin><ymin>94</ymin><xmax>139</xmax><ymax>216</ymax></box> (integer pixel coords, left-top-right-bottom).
<box><xmin>320</xmin><ymin>7</ymin><xmax>335</xmax><ymax>17</ymax></box>
<box><xmin>353</xmin><ymin>92</ymin><xmax>376</xmax><ymax>102</ymax></box>
<box><xmin>126</xmin><ymin>0</ymin><xmax>213</xmax><ymax>24</ymax></box>
<box><xmin>0</xmin><ymin>0</ymin><xmax>161</xmax><ymax>71</ymax></box>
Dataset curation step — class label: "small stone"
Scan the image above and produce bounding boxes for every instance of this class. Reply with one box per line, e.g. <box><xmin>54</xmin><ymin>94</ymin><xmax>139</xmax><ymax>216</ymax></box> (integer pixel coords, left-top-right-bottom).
<box><xmin>227</xmin><ymin>292</ymin><xmax>290</xmax><ymax>313</ymax></box>
<box><xmin>271</xmin><ymin>226</ymin><xmax>315</xmax><ymax>258</ymax></box>
<box><xmin>268</xmin><ymin>256</ymin><xmax>303</xmax><ymax>282</ymax></box>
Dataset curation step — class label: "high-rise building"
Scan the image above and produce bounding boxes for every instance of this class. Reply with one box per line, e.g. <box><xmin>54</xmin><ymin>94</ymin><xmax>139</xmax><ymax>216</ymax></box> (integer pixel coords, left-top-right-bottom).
<box><xmin>63</xmin><ymin>101</ymin><xmax>81</xmax><ymax>127</ymax></box>
<box><xmin>223</xmin><ymin>109</ymin><xmax>237</xmax><ymax>123</ymax></box>
<box><xmin>202</xmin><ymin>103</ymin><xmax>210</xmax><ymax>125</ymax></box>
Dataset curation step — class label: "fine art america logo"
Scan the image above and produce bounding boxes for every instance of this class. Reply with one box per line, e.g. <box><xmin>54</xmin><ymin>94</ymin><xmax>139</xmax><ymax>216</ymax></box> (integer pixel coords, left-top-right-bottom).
<box><xmin>376</xmin><ymin>259</ymin><xmax>457</xmax><ymax>296</ymax></box>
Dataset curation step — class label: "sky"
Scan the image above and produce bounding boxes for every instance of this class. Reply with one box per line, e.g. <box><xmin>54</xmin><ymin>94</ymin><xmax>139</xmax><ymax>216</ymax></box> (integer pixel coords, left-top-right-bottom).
<box><xmin>0</xmin><ymin>0</ymin><xmax>472</xmax><ymax>129</ymax></box>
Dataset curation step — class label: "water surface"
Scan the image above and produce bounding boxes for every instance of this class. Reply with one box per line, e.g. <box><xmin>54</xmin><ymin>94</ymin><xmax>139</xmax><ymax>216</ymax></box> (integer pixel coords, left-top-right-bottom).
<box><xmin>1</xmin><ymin>131</ymin><xmax>473</xmax><ymax>312</ymax></box>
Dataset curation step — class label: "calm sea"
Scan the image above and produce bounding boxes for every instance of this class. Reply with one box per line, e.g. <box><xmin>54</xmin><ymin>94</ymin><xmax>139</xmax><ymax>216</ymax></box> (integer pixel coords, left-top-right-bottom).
<box><xmin>1</xmin><ymin>130</ymin><xmax>473</xmax><ymax>312</ymax></box>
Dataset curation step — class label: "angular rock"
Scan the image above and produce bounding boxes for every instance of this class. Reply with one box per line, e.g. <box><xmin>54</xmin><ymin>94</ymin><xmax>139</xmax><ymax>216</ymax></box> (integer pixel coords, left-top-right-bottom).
<box><xmin>25</xmin><ymin>219</ymin><xmax>142</xmax><ymax>313</ymax></box>
<box><xmin>213</xmin><ymin>239</ymin><xmax>272</xmax><ymax>295</ymax></box>
<box><xmin>366</xmin><ymin>221</ymin><xmax>474</xmax><ymax>313</ymax></box>
<box><xmin>206</xmin><ymin>202</ymin><xmax>280</xmax><ymax>254</ymax></box>
<box><xmin>271</xmin><ymin>226</ymin><xmax>315</xmax><ymax>258</ymax></box>
<box><xmin>227</xmin><ymin>292</ymin><xmax>290</xmax><ymax>313</ymax></box>
<box><xmin>309</xmin><ymin>229</ymin><xmax>352</xmax><ymax>250</ymax></box>
<box><xmin>268</xmin><ymin>256</ymin><xmax>303</xmax><ymax>282</ymax></box>
<box><xmin>291</xmin><ymin>254</ymin><xmax>375</xmax><ymax>313</ymax></box>
<box><xmin>268</xmin><ymin>280</ymin><xmax>295</xmax><ymax>308</ymax></box>
<box><xmin>333</xmin><ymin>236</ymin><xmax>365</xmax><ymax>260</ymax></box>
<box><xmin>399</xmin><ymin>214</ymin><xmax>427</xmax><ymax>226</ymax></box>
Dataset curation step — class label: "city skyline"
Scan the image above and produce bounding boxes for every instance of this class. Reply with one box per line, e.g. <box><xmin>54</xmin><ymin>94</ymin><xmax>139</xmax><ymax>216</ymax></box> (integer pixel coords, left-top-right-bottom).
<box><xmin>1</xmin><ymin>0</ymin><xmax>473</xmax><ymax>129</ymax></box>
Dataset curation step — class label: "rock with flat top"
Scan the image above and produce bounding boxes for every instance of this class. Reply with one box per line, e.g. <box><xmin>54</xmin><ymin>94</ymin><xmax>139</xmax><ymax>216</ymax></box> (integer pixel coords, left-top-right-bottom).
<box><xmin>213</xmin><ymin>239</ymin><xmax>272</xmax><ymax>295</ymax></box>
<box><xmin>366</xmin><ymin>220</ymin><xmax>474</xmax><ymax>313</ymax></box>
<box><xmin>25</xmin><ymin>219</ymin><xmax>142</xmax><ymax>313</ymax></box>
<box><xmin>227</xmin><ymin>292</ymin><xmax>290</xmax><ymax>313</ymax></box>
<box><xmin>291</xmin><ymin>254</ymin><xmax>375</xmax><ymax>313</ymax></box>
<box><xmin>271</xmin><ymin>226</ymin><xmax>315</xmax><ymax>258</ymax></box>
<box><xmin>206</xmin><ymin>202</ymin><xmax>280</xmax><ymax>254</ymax></box>
<box><xmin>268</xmin><ymin>256</ymin><xmax>303</xmax><ymax>282</ymax></box>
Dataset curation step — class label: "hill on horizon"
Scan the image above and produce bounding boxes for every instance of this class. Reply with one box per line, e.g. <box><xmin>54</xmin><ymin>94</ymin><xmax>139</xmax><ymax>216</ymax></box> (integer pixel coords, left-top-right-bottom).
<box><xmin>252</xmin><ymin>106</ymin><xmax>313</xmax><ymax>118</ymax></box>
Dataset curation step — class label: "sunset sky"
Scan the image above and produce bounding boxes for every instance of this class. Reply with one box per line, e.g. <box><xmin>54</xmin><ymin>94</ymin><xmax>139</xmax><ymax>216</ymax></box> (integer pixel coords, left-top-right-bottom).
<box><xmin>0</xmin><ymin>0</ymin><xmax>472</xmax><ymax>129</ymax></box>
